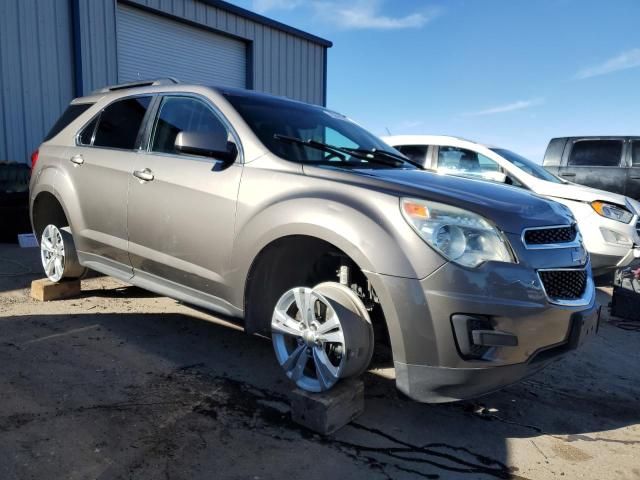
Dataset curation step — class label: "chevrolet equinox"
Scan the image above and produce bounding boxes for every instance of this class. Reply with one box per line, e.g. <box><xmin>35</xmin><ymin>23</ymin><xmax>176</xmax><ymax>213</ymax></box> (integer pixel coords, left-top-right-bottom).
<box><xmin>30</xmin><ymin>79</ymin><xmax>599</xmax><ymax>402</ymax></box>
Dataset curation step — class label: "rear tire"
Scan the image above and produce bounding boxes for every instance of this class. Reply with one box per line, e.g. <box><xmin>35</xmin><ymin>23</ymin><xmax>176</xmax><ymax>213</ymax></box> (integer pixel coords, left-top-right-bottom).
<box><xmin>40</xmin><ymin>224</ymin><xmax>86</xmax><ymax>282</ymax></box>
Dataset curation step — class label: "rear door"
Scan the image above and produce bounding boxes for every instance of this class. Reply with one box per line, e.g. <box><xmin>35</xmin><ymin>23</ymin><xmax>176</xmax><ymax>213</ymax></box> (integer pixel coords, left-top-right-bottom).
<box><xmin>64</xmin><ymin>95</ymin><xmax>153</xmax><ymax>274</ymax></box>
<box><xmin>558</xmin><ymin>138</ymin><xmax>627</xmax><ymax>194</ymax></box>
<box><xmin>625</xmin><ymin>138</ymin><xmax>640</xmax><ymax>201</ymax></box>
<box><xmin>127</xmin><ymin>94</ymin><xmax>243</xmax><ymax>299</ymax></box>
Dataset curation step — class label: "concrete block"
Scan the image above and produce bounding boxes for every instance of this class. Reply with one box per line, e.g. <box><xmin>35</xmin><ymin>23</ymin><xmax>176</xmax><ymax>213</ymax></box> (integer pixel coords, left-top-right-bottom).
<box><xmin>290</xmin><ymin>378</ymin><xmax>364</xmax><ymax>435</ymax></box>
<box><xmin>31</xmin><ymin>278</ymin><xmax>81</xmax><ymax>302</ymax></box>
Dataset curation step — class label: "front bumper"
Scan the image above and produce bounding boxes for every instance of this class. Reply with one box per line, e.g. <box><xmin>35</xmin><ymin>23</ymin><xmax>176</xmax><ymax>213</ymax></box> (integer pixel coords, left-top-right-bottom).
<box><xmin>367</xmin><ymin>258</ymin><xmax>598</xmax><ymax>403</ymax></box>
<box><xmin>394</xmin><ymin>304</ymin><xmax>599</xmax><ymax>402</ymax></box>
<box><xmin>554</xmin><ymin>198</ymin><xmax>640</xmax><ymax>275</ymax></box>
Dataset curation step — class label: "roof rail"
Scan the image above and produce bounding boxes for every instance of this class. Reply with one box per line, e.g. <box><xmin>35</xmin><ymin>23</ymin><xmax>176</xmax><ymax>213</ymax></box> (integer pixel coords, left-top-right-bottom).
<box><xmin>92</xmin><ymin>77</ymin><xmax>180</xmax><ymax>94</ymax></box>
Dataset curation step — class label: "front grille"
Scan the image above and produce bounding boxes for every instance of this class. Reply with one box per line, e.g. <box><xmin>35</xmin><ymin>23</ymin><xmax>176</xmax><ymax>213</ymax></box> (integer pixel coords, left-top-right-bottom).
<box><xmin>524</xmin><ymin>225</ymin><xmax>577</xmax><ymax>246</ymax></box>
<box><xmin>539</xmin><ymin>269</ymin><xmax>587</xmax><ymax>300</ymax></box>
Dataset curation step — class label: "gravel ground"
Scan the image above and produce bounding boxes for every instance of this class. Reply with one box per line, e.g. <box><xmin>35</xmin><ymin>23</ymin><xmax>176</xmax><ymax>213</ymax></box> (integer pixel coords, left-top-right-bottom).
<box><xmin>0</xmin><ymin>243</ymin><xmax>639</xmax><ymax>480</ymax></box>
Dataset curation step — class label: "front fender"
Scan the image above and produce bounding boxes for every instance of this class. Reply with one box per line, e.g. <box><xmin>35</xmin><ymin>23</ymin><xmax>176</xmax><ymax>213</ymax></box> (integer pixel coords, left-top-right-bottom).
<box><xmin>226</xmin><ymin>193</ymin><xmax>445</xmax><ymax>308</ymax></box>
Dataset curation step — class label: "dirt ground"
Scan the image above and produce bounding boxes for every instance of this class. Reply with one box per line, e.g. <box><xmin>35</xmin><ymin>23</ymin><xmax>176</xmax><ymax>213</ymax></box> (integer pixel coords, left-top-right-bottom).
<box><xmin>0</xmin><ymin>243</ymin><xmax>639</xmax><ymax>480</ymax></box>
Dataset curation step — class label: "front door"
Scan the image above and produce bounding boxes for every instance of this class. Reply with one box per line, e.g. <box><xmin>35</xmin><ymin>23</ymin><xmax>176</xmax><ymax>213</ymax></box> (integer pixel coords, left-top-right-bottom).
<box><xmin>127</xmin><ymin>95</ymin><xmax>242</xmax><ymax>299</ymax></box>
<box><xmin>63</xmin><ymin>95</ymin><xmax>153</xmax><ymax>274</ymax></box>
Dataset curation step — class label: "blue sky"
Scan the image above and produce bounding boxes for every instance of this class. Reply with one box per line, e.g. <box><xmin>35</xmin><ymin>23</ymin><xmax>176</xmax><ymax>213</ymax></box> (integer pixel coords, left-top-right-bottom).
<box><xmin>232</xmin><ymin>0</ymin><xmax>640</xmax><ymax>161</ymax></box>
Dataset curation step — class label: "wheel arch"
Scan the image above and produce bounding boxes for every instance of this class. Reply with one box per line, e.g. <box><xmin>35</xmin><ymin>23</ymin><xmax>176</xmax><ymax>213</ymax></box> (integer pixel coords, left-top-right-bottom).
<box><xmin>30</xmin><ymin>187</ymin><xmax>72</xmax><ymax>241</ymax></box>
<box><xmin>241</xmin><ymin>234</ymin><xmax>370</xmax><ymax>334</ymax></box>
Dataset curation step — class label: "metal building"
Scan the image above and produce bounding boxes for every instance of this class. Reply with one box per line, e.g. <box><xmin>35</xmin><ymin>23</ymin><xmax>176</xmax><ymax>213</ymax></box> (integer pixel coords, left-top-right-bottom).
<box><xmin>0</xmin><ymin>0</ymin><xmax>332</xmax><ymax>165</ymax></box>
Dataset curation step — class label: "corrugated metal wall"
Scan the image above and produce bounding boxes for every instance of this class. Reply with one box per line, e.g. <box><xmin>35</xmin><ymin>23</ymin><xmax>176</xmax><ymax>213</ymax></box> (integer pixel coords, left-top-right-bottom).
<box><xmin>117</xmin><ymin>3</ymin><xmax>247</xmax><ymax>88</ymax></box>
<box><xmin>75</xmin><ymin>0</ymin><xmax>327</xmax><ymax>105</ymax></box>
<box><xmin>0</xmin><ymin>0</ymin><xmax>75</xmax><ymax>164</ymax></box>
<box><xmin>1</xmin><ymin>0</ymin><xmax>328</xmax><ymax>164</ymax></box>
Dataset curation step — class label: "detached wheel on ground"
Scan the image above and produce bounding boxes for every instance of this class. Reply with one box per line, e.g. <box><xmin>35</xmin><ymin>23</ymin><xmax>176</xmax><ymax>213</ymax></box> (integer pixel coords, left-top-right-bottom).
<box><xmin>271</xmin><ymin>282</ymin><xmax>374</xmax><ymax>392</ymax></box>
<box><xmin>40</xmin><ymin>224</ymin><xmax>86</xmax><ymax>282</ymax></box>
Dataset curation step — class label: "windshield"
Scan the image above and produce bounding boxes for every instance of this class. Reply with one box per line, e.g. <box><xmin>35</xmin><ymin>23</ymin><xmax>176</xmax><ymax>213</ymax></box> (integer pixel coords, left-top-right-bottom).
<box><xmin>223</xmin><ymin>91</ymin><xmax>413</xmax><ymax>168</ymax></box>
<box><xmin>491</xmin><ymin>148</ymin><xmax>565</xmax><ymax>184</ymax></box>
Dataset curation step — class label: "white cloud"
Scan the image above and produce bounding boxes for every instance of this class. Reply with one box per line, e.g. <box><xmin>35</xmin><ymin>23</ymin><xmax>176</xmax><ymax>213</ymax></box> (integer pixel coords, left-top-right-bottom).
<box><xmin>315</xmin><ymin>1</ymin><xmax>440</xmax><ymax>30</ymax></box>
<box><xmin>253</xmin><ymin>0</ymin><xmax>441</xmax><ymax>30</ymax></box>
<box><xmin>462</xmin><ymin>98</ymin><xmax>544</xmax><ymax>117</ymax></box>
<box><xmin>252</xmin><ymin>0</ymin><xmax>303</xmax><ymax>13</ymax></box>
<box><xmin>575</xmin><ymin>48</ymin><xmax>640</xmax><ymax>79</ymax></box>
<box><xmin>314</xmin><ymin>0</ymin><xmax>440</xmax><ymax>30</ymax></box>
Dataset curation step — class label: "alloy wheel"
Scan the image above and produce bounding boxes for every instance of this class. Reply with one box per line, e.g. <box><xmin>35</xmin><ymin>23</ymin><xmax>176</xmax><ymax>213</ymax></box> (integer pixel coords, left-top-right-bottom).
<box><xmin>271</xmin><ymin>284</ymin><xmax>373</xmax><ymax>392</ymax></box>
<box><xmin>40</xmin><ymin>224</ymin><xmax>66</xmax><ymax>282</ymax></box>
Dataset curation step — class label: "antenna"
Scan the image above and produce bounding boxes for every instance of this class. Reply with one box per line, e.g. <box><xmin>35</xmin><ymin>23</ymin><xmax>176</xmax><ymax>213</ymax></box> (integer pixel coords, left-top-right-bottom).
<box><xmin>385</xmin><ymin>127</ymin><xmax>392</xmax><ymax>135</ymax></box>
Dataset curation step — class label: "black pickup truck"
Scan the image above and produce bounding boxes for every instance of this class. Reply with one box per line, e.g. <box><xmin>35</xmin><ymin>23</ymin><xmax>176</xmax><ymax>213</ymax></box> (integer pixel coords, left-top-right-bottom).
<box><xmin>542</xmin><ymin>136</ymin><xmax>640</xmax><ymax>200</ymax></box>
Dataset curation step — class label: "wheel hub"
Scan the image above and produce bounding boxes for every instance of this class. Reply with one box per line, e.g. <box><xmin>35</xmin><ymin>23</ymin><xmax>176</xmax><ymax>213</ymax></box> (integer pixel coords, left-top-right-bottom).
<box><xmin>302</xmin><ymin>329</ymin><xmax>318</xmax><ymax>347</ymax></box>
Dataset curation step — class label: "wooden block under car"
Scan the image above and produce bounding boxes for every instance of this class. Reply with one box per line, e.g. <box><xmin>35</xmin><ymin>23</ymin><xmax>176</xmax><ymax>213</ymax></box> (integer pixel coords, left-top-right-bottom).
<box><xmin>290</xmin><ymin>378</ymin><xmax>365</xmax><ymax>435</ymax></box>
<box><xmin>31</xmin><ymin>278</ymin><xmax>81</xmax><ymax>301</ymax></box>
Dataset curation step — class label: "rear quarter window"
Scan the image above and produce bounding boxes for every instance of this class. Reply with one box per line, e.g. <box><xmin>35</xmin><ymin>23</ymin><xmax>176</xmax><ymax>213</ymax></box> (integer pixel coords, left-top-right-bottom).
<box><xmin>568</xmin><ymin>140</ymin><xmax>623</xmax><ymax>167</ymax></box>
<box><xmin>43</xmin><ymin>103</ymin><xmax>94</xmax><ymax>141</ymax></box>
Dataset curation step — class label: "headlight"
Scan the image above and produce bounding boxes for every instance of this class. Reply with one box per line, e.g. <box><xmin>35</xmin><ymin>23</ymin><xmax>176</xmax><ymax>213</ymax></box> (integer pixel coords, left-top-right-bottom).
<box><xmin>591</xmin><ymin>201</ymin><xmax>633</xmax><ymax>223</ymax></box>
<box><xmin>401</xmin><ymin>198</ymin><xmax>515</xmax><ymax>267</ymax></box>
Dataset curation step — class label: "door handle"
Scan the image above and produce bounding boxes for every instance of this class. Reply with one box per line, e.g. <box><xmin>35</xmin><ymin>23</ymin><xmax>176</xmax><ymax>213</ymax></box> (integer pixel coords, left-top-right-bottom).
<box><xmin>133</xmin><ymin>168</ymin><xmax>154</xmax><ymax>182</ymax></box>
<box><xmin>561</xmin><ymin>173</ymin><xmax>576</xmax><ymax>177</ymax></box>
<box><xmin>70</xmin><ymin>154</ymin><xmax>84</xmax><ymax>165</ymax></box>
<box><xmin>630</xmin><ymin>176</ymin><xmax>640</xmax><ymax>180</ymax></box>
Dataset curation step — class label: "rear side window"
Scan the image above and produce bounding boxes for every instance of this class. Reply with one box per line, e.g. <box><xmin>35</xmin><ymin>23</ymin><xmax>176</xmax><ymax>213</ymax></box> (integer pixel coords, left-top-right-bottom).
<box><xmin>396</xmin><ymin>145</ymin><xmax>428</xmax><ymax>165</ymax></box>
<box><xmin>151</xmin><ymin>96</ymin><xmax>228</xmax><ymax>155</ymax></box>
<box><xmin>44</xmin><ymin>103</ymin><xmax>94</xmax><ymax>141</ymax></box>
<box><xmin>93</xmin><ymin>96</ymin><xmax>152</xmax><ymax>150</ymax></box>
<box><xmin>568</xmin><ymin>140</ymin><xmax>623</xmax><ymax>167</ymax></box>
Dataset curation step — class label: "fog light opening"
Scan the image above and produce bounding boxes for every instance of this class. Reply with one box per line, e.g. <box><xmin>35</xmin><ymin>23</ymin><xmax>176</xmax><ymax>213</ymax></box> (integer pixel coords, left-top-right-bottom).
<box><xmin>451</xmin><ymin>314</ymin><xmax>493</xmax><ymax>360</ymax></box>
<box><xmin>451</xmin><ymin>314</ymin><xmax>518</xmax><ymax>361</ymax></box>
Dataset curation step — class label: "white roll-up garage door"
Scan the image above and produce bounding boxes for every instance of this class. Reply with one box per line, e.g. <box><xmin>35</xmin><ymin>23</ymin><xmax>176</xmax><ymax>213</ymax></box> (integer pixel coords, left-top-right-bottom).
<box><xmin>116</xmin><ymin>4</ymin><xmax>247</xmax><ymax>88</ymax></box>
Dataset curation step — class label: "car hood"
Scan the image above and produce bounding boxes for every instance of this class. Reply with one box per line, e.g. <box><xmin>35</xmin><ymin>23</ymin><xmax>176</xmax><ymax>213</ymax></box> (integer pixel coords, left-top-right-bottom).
<box><xmin>305</xmin><ymin>166</ymin><xmax>575</xmax><ymax>234</ymax></box>
<box><xmin>532</xmin><ymin>178</ymin><xmax>640</xmax><ymax>215</ymax></box>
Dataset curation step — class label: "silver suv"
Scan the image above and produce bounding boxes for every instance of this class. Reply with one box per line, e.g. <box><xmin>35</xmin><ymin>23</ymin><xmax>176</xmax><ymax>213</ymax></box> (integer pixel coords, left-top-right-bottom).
<box><xmin>30</xmin><ymin>79</ymin><xmax>599</xmax><ymax>402</ymax></box>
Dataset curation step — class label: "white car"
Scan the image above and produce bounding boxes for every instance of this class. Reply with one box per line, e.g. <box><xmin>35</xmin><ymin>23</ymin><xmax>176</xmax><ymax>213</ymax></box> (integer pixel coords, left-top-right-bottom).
<box><xmin>384</xmin><ymin>135</ymin><xmax>640</xmax><ymax>276</ymax></box>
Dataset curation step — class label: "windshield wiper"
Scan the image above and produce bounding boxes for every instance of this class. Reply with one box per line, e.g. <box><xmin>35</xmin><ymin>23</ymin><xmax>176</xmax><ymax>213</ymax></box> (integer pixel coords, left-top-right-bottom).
<box><xmin>274</xmin><ymin>134</ymin><xmax>348</xmax><ymax>161</ymax></box>
<box><xmin>344</xmin><ymin>147</ymin><xmax>422</xmax><ymax>168</ymax></box>
<box><xmin>273</xmin><ymin>134</ymin><xmax>410</xmax><ymax>168</ymax></box>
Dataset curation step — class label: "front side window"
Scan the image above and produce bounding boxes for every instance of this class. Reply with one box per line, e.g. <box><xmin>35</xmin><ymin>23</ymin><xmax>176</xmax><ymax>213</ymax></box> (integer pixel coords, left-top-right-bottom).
<box><xmin>151</xmin><ymin>96</ymin><xmax>230</xmax><ymax>156</ymax></box>
<box><xmin>568</xmin><ymin>140</ymin><xmax>623</xmax><ymax>167</ymax></box>
<box><xmin>93</xmin><ymin>96</ymin><xmax>151</xmax><ymax>149</ymax></box>
<box><xmin>437</xmin><ymin>147</ymin><xmax>499</xmax><ymax>176</ymax></box>
<box><xmin>396</xmin><ymin>145</ymin><xmax>428</xmax><ymax>165</ymax></box>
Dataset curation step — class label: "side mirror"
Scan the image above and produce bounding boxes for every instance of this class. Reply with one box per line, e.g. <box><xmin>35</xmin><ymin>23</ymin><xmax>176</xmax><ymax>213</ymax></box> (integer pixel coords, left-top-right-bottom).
<box><xmin>480</xmin><ymin>171</ymin><xmax>507</xmax><ymax>183</ymax></box>
<box><xmin>174</xmin><ymin>131</ymin><xmax>238</xmax><ymax>163</ymax></box>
